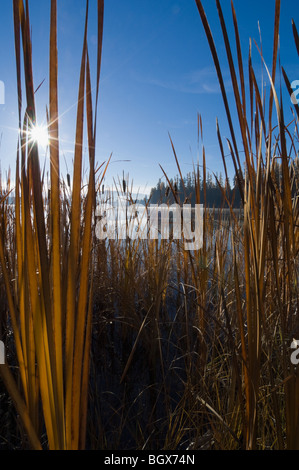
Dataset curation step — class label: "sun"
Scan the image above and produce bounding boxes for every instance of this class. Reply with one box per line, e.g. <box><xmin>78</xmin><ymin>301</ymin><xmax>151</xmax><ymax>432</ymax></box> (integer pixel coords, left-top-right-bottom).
<box><xmin>29</xmin><ymin>124</ymin><xmax>49</xmax><ymax>149</ymax></box>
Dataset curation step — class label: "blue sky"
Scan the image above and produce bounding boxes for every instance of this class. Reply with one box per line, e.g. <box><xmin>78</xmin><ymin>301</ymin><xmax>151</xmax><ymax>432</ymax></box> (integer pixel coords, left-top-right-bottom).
<box><xmin>0</xmin><ymin>0</ymin><xmax>298</xmax><ymax>195</ymax></box>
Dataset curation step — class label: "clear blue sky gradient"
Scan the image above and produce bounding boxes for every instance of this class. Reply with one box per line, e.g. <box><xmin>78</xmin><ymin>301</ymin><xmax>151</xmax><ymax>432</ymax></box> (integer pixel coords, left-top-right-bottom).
<box><xmin>0</xmin><ymin>0</ymin><xmax>298</xmax><ymax>195</ymax></box>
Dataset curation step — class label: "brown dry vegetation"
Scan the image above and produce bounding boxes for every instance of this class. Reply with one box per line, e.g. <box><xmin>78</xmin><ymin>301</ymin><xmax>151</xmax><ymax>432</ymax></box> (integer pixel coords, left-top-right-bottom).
<box><xmin>0</xmin><ymin>0</ymin><xmax>298</xmax><ymax>450</ymax></box>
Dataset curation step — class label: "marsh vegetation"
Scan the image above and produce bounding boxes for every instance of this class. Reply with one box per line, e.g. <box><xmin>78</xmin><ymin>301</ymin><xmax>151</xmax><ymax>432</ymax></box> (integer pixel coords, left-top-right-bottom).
<box><xmin>0</xmin><ymin>0</ymin><xmax>298</xmax><ymax>450</ymax></box>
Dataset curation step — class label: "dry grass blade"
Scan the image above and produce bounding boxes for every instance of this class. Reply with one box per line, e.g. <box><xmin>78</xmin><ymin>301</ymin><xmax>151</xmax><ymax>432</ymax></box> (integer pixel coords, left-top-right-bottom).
<box><xmin>194</xmin><ymin>0</ymin><xmax>244</xmax><ymax>202</ymax></box>
<box><xmin>69</xmin><ymin>0</ymin><xmax>104</xmax><ymax>450</ymax></box>
<box><xmin>65</xmin><ymin>1</ymin><xmax>89</xmax><ymax>449</ymax></box>
<box><xmin>216</xmin><ymin>0</ymin><xmax>258</xmax><ymax>216</ymax></box>
<box><xmin>93</xmin><ymin>0</ymin><xmax>104</xmax><ymax>136</ymax></box>
<box><xmin>281</xmin><ymin>66</ymin><xmax>299</xmax><ymax>120</ymax></box>
<box><xmin>292</xmin><ymin>19</ymin><xmax>299</xmax><ymax>56</ymax></box>
<box><xmin>249</xmin><ymin>62</ymin><xmax>267</xmax><ymax>139</ymax></box>
<box><xmin>261</xmin><ymin>57</ymin><xmax>295</xmax><ymax>255</ymax></box>
<box><xmin>268</xmin><ymin>0</ymin><xmax>281</xmax><ymax>124</ymax></box>
<box><xmin>0</xmin><ymin>364</ymin><xmax>42</xmax><ymax>450</ymax></box>
<box><xmin>230</xmin><ymin>1</ymin><xmax>246</xmax><ymax>115</ymax></box>
<box><xmin>196</xmin><ymin>396</ymin><xmax>241</xmax><ymax>446</ymax></box>
<box><xmin>71</xmin><ymin>46</ymin><xmax>96</xmax><ymax>450</ymax></box>
<box><xmin>169</xmin><ymin>133</ymin><xmax>186</xmax><ymax>200</ymax></box>
<box><xmin>78</xmin><ymin>274</ymin><xmax>94</xmax><ymax>450</ymax></box>
<box><xmin>13</xmin><ymin>0</ymin><xmax>22</xmax><ymax>128</ymax></box>
<box><xmin>120</xmin><ymin>308</ymin><xmax>152</xmax><ymax>385</ymax></box>
<box><xmin>159</xmin><ymin>164</ymin><xmax>180</xmax><ymax>206</ymax></box>
<box><xmin>0</xmin><ymin>0</ymin><xmax>298</xmax><ymax>452</ymax></box>
<box><xmin>0</xmin><ymin>0</ymin><xmax>106</xmax><ymax>451</ymax></box>
<box><xmin>49</xmin><ymin>0</ymin><xmax>65</xmax><ymax>449</ymax></box>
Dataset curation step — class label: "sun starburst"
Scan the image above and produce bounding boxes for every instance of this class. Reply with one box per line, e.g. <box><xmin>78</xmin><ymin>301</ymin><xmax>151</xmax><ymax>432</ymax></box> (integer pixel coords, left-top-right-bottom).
<box><xmin>29</xmin><ymin>124</ymin><xmax>50</xmax><ymax>149</ymax></box>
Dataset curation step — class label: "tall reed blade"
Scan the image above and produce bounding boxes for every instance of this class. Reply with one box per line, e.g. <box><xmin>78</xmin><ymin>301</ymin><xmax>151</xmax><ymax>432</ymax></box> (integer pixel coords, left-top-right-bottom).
<box><xmin>0</xmin><ymin>0</ymin><xmax>105</xmax><ymax>450</ymax></box>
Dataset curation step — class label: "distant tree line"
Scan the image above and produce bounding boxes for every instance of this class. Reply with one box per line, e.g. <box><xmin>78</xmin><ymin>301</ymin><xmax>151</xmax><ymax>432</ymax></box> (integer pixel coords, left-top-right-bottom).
<box><xmin>148</xmin><ymin>158</ymin><xmax>299</xmax><ymax>208</ymax></box>
<box><xmin>148</xmin><ymin>170</ymin><xmax>243</xmax><ymax>208</ymax></box>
